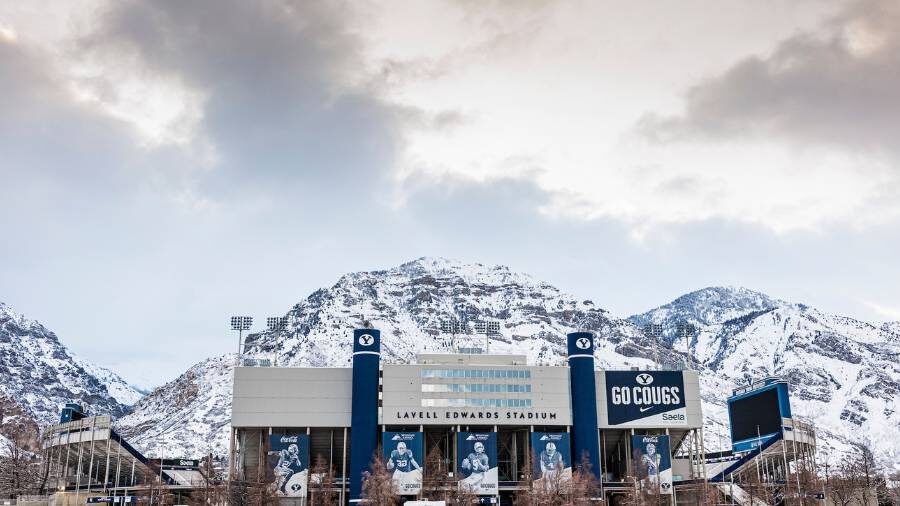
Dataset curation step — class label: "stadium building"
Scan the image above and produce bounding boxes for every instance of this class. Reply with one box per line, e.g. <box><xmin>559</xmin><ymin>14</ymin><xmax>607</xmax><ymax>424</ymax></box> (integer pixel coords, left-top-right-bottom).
<box><xmin>33</xmin><ymin>328</ymin><xmax>818</xmax><ymax>505</ymax></box>
<box><xmin>229</xmin><ymin>330</ymin><xmax>714</xmax><ymax>505</ymax></box>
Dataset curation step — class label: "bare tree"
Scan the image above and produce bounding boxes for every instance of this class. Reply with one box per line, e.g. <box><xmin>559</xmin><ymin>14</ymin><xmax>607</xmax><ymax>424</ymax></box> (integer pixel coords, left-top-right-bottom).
<box><xmin>309</xmin><ymin>454</ymin><xmax>339</xmax><ymax>506</ymax></box>
<box><xmin>885</xmin><ymin>471</ymin><xmax>900</xmax><ymax>506</ymax></box>
<box><xmin>362</xmin><ymin>453</ymin><xmax>399</xmax><ymax>505</ymax></box>
<box><xmin>420</xmin><ymin>445</ymin><xmax>478</xmax><ymax>505</ymax></box>
<box><xmin>187</xmin><ymin>452</ymin><xmax>227</xmax><ymax>505</ymax></box>
<box><xmin>447</xmin><ymin>480</ymin><xmax>479</xmax><ymax>505</ymax></box>
<box><xmin>515</xmin><ymin>453</ymin><xmax>599</xmax><ymax>506</ymax></box>
<box><xmin>846</xmin><ymin>441</ymin><xmax>887</xmax><ymax>506</ymax></box>
<box><xmin>569</xmin><ymin>454</ymin><xmax>601</xmax><ymax>504</ymax></box>
<box><xmin>423</xmin><ymin>445</ymin><xmax>454</xmax><ymax>501</ymax></box>
<box><xmin>0</xmin><ymin>413</ymin><xmax>43</xmax><ymax>498</ymax></box>
<box><xmin>227</xmin><ymin>478</ymin><xmax>280</xmax><ymax>506</ymax></box>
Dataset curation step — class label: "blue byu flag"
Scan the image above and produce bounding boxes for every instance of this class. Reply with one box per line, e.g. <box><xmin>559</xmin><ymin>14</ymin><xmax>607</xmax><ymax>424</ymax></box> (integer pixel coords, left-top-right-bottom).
<box><xmin>382</xmin><ymin>432</ymin><xmax>424</xmax><ymax>495</ymax></box>
<box><xmin>268</xmin><ymin>434</ymin><xmax>310</xmax><ymax>498</ymax></box>
<box><xmin>631</xmin><ymin>435</ymin><xmax>673</xmax><ymax>495</ymax></box>
<box><xmin>531</xmin><ymin>432</ymin><xmax>572</xmax><ymax>483</ymax></box>
<box><xmin>458</xmin><ymin>432</ymin><xmax>498</xmax><ymax>495</ymax></box>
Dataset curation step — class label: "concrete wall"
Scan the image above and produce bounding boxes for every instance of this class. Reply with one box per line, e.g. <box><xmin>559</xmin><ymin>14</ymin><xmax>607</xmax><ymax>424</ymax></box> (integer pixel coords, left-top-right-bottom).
<box><xmin>232</xmin><ymin>367</ymin><xmax>353</xmax><ymax>427</ymax></box>
<box><xmin>232</xmin><ymin>364</ymin><xmax>703</xmax><ymax>430</ymax></box>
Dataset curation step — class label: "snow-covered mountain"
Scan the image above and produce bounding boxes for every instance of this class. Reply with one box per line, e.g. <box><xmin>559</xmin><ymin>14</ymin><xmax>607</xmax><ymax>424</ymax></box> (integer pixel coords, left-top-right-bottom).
<box><xmin>116</xmin><ymin>258</ymin><xmax>900</xmax><ymax>470</ymax></box>
<box><xmin>115</xmin><ymin>354</ymin><xmax>234</xmax><ymax>458</ymax></box>
<box><xmin>882</xmin><ymin>321</ymin><xmax>900</xmax><ymax>335</ymax></box>
<box><xmin>242</xmin><ymin>256</ymin><xmax>666</xmax><ymax>370</ymax></box>
<box><xmin>630</xmin><ymin>287</ymin><xmax>900</xmax><ymax>466</ymax></box>
<box><xmin>0</xmin><ymin>301</ymin><xmax>143</xmax><ymax>428</ymax></box>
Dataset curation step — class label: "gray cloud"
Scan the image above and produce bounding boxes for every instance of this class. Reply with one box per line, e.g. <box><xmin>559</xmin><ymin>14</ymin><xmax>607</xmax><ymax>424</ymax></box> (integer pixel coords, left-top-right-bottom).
<box><xmin>3</xmin><ymin>0</ymin><xmax>900</xmax><ymax>388</ymax></box>
<box><xmin>639</xmin><ymin>0</ymin><xmax>900</xmax><ymax>157</ymax></box>
<box><xmin>80</xmin><ymin>0</ymin><xmax>401</xmax><ymax>198</ymax></box>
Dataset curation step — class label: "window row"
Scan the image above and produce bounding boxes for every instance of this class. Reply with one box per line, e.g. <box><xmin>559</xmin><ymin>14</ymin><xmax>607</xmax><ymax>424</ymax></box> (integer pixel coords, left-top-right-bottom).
<box><xmin>421</xmin><ymin>398</ymin><xmax>533</xmax><ymax>408</ymax></box>
<box><xmin>421</xmin><ymin>368</ymin><xmax>532</xmax><ymax>379</ymax></box>
<box><xmin>421</xmin><ymin>383</ymin><xmax>532</xmax><ymax>393</ymax></box>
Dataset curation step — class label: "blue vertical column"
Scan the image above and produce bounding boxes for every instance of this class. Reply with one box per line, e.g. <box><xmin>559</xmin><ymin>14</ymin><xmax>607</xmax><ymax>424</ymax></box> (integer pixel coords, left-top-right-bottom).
<box><xmin>349</xmin><ymin>328</ymin><xmax>381</xmax><ymax>501</ymax></box>
<box><xmin>567</xmin><ymin>332</ymin><xmax>602</xmax><ymax>478</ymax></box>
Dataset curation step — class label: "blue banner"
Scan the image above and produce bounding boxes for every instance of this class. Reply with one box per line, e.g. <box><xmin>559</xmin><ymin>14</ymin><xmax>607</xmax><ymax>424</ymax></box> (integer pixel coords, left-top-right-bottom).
<box><xmin>531</xmin><ymin>432</ymin><xmax>572</xmax><ymax>485</ymax></box>
<box><xmin>631</xmin><ymin>435</ymin><xmax>672</xmax><ymax>495</ymax></box>
<box><xmin>458</xmin><ymin>432</ymin><xmax>498</xmax><ymax>495</ymax></box>
<box><xmin>383</xmin><ymin>432</ymin><xmax>424</xmax><ymax>495</ymax></box>
<box><xmin>606</xmin><ymin>371</ymin><xmax>686</xmax><ymax>426</ymax></box>
<box><xmin>268</xmin><ymin>434</ymin><xmax>310</xmax><ymax>497</ymax></box>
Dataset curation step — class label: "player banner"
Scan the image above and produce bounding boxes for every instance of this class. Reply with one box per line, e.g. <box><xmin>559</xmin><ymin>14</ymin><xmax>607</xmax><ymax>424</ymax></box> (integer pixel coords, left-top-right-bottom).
<box><xmin>383</xmin><ymin>432</ymin><xmax>424</xmax><ymax>495</ymax></box>
<box><xmin>457</xmin><ymin>432</ymin><xmax>498</xmax><ymax>495</ymax></box>
<box><xmin>531</xmin><ymin>432</ymin><xmax>572</xmax><ymax>487</ymax></box>
<box><xmin>631</xmin><ymin>435</ymin><xmax>672</xmax><ymax>495</ymax></box>
<box><xmin>267</xmin><ymin>434</ymin><xmax>309</xmax><ymax>497</ymax></box>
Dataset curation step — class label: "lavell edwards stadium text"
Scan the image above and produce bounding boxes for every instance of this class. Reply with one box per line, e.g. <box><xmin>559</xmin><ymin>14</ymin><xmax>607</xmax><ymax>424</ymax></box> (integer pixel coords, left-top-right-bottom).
<box><xmin>396</xmin><ymin>411</ymin><xmax>559</xmax><ymax>420</ymax></box>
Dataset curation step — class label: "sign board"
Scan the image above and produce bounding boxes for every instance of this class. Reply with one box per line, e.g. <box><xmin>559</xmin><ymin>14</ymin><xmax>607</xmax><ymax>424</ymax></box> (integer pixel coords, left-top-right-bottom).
<box><xmin>729</xmin><ymin>386</ymin><xmax>783</xmax><ymax>452</ymax></box>
<box><xmin>457</xmin><ymin>432</ymin><xmax>498</xmax><ymax>495</ymax></box>
<box><xmin>631</xmin><ymin>435</ymin><xmax>673</xmax><ymax>495</ymax></box>
<box><xmin>383</xmin><ymin>432</ymin><xmax>424</xmax><ymax>495</ymax></box>
<box><xmin>267</xmin><ymin>434</ymin><xmax>309</xmax><ymax>498</ymax></box>
<box><xmin>606</xmin><ymin>371</ymin><xmax>687</xmax><ymax>426</ymax></box>
<box><xmin>530</xmin><ymin>432</ymin><xmax>572</xmax><ymax>486</ymax></box>
<box><xmin>157</xmin><ymin>458</ymin><xmax>199</xmax><ymax>469</ymax></box>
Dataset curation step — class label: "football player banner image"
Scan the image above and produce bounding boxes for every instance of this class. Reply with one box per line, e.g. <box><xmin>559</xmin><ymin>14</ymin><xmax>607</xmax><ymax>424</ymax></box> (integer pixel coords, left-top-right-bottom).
<box><xmin>631</xmin><ymin>435</ymin><xmax>673</xmax><ymax>495</ymax></box>
<box><xmin>530</xmin><ymin>432</ymin><xmax>572</xmax><ymax>489</ymax></box>
<box><xmin>382</xmin><ymin>432</ymin><xmax>424</xmax><ymax>495</ymax></box>
<box><xmin>457</xmin><ymin>432</ymin><xmax>498</xmax><ymax>495</ymax></box>
<box><xmin>267</xmin><ymin>434</ymin><xmax>310</xmax><ymax>497</ymax></box>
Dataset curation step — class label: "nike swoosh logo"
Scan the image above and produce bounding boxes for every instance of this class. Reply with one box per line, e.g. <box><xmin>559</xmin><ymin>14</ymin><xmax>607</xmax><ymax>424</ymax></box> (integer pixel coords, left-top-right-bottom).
<box><xmin>639</xmin><ymin>407</ymin><xmax>652</xmax><ymax>412</ymax></box>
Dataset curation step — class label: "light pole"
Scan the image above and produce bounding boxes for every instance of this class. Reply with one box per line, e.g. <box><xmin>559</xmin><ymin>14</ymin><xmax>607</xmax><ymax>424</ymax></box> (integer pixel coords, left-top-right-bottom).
<box><xmin>643</xmin><ymin>324</ymin><xmax>663</xmax><ymax>370</ymax></box>
<box><xmin>230</xmin><ymin>316</ymin><xmax>253</xmax><ymax>364</ymax></box>
<box><xmin>266</xmin><ymin>316</ymin><xmax>288</xmax><ymax>366</ymax></box>
<box><xmin>440</xmin><ymin>318</ymin><xmax>466</xmax><ymax>352</ymax></box>
<box><xmin>474</xmin><ymin>320</ymin><xmax>500</xmax><ymax>353</ymax></box>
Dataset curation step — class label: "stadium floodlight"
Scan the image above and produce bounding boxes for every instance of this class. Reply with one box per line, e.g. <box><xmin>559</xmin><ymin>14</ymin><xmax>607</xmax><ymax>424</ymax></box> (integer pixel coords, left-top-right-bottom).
<box><xmin>439</xmin><ymin>317</ymin><xmax>472</xmax><ymax>352</ymax></box>
<box><xmin>474</xmin><ymin>320</ymin><xmax>501</xmax><ymax>353</ymax></box>
<box><xmin>231</xmin><ymin>316</ymin><xmax>253</xmax><ymax>331</ymax></box>
<box><xmin>642</xmin><ymin>323</ymin><xmax>664</xmax><ymax>371</ymax></box>
<box><xmin>266</xmin><ymin>316</ymin><xmax>288</xmax><ymax>331</ymax></box>
<box><xmin>675</xmin><ymin>322</ymin><xmax>697</xmax><ymax>369</ymax></box>
<box><xmin>230</xmin><ymin>316</ymin><xmax>253</xmax><ymax>362</ymax></box>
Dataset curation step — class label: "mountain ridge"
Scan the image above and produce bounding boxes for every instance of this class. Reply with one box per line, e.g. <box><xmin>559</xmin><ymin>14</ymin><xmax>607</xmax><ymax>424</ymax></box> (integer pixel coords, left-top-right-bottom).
<box><xmin>0</xmin><ymin>301</ymin><xmax>143</xmax><ymax>435</ymax></box>
<box><xmin>4</xmin><ymin>258</ymin><xmax>897</xmax><ymax>469</ymax></box>
<box><xmin>113</xmin><ymin>258</ymin><xmax>899</xmax><ymax>470</ymax></box>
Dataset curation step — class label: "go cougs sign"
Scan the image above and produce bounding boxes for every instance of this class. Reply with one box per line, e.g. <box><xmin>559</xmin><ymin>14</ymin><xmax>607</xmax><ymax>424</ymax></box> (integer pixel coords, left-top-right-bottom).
<box><xmin>605</xmin><ymin>371</ymin><xmax>687</xmax><ymax>426</ymax></box>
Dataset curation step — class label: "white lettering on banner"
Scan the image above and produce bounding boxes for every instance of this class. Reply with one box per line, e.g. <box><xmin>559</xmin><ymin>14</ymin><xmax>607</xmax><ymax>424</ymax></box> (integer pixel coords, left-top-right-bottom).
<box><xmin>610</xmin><ymin>386</ymin><xmax>681</xmax><ymax>407</ymax></box>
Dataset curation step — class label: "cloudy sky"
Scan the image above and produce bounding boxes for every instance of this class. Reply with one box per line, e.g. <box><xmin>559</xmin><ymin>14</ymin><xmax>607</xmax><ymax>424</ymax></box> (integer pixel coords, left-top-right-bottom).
<box><xmin>2</xmin><ymin>0</ymin><xmax>898</xmax><ymax>387</ymax></box>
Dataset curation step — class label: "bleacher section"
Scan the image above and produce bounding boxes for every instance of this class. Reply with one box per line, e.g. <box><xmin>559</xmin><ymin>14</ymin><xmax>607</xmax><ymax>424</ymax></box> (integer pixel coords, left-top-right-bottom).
<box><xmin>42</xmin><ymin>405</ymin><xmax>208</xmax><ymax>502</ymax></box>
